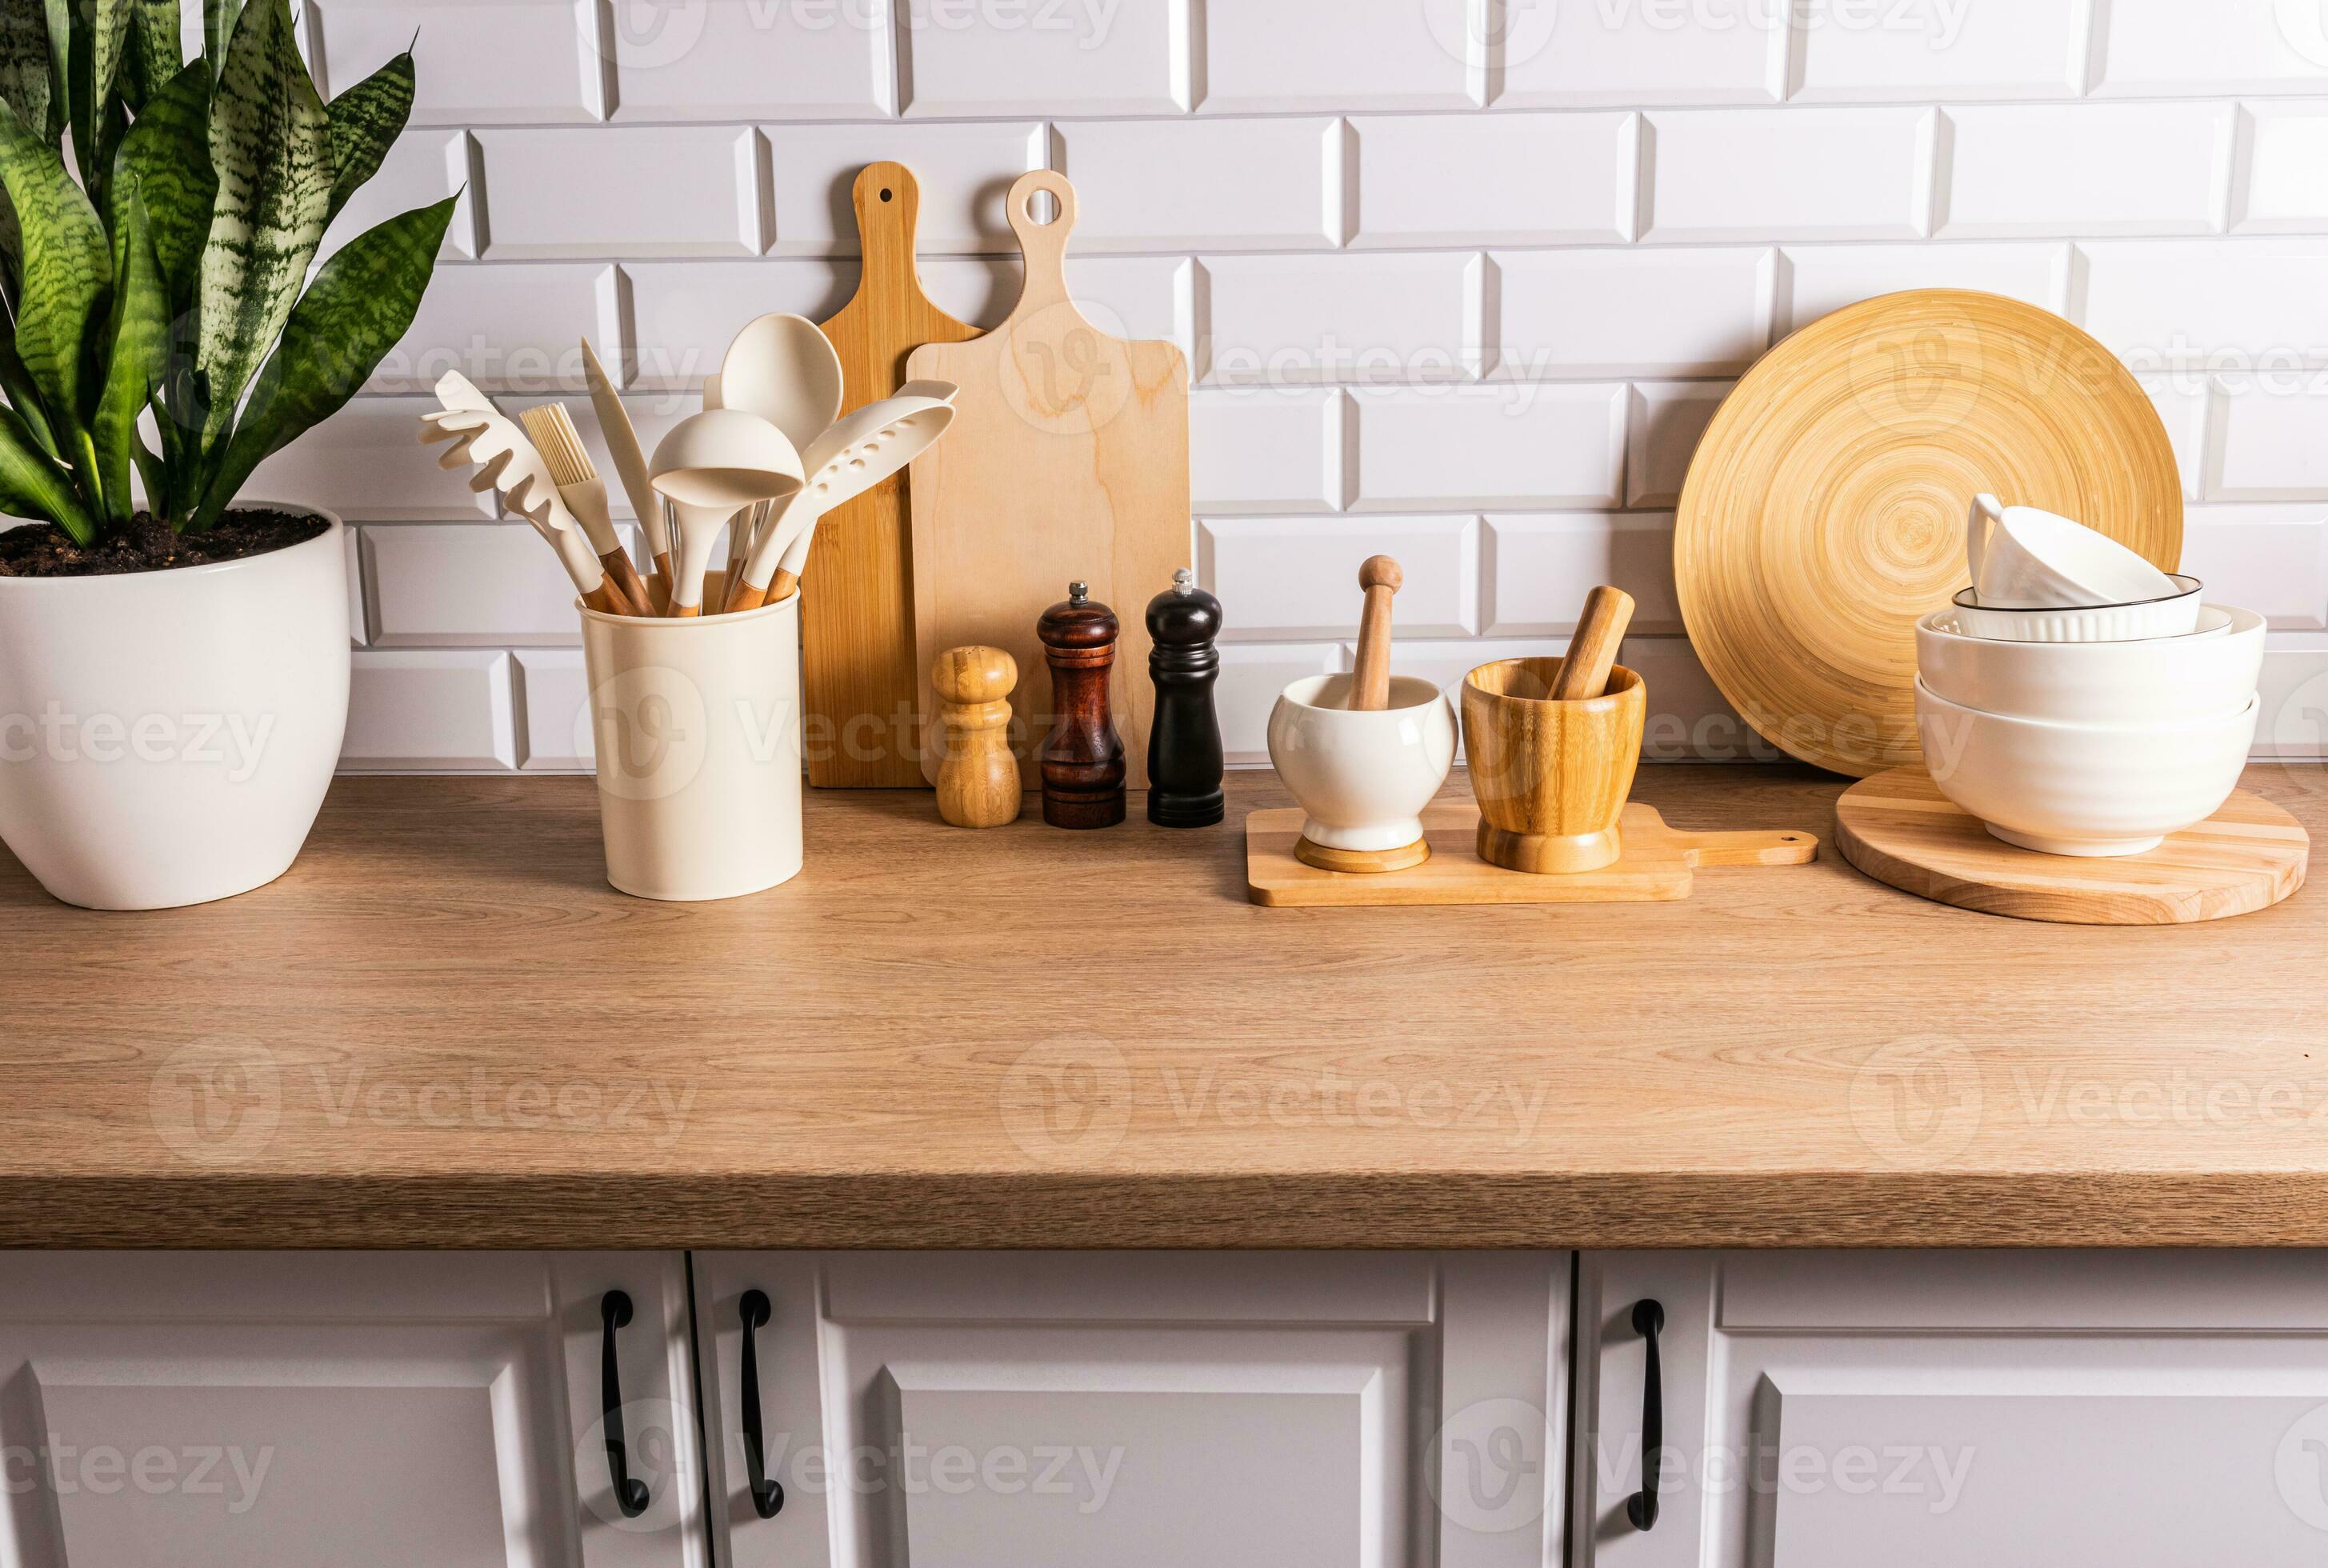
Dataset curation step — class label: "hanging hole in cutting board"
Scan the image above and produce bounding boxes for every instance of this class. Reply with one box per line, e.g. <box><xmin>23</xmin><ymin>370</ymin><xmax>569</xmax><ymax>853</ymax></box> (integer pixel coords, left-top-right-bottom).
<box><xmin>1026</xmin><ymin>189</ymin><xmax>1060</xmax><ymax>224</ymax></box>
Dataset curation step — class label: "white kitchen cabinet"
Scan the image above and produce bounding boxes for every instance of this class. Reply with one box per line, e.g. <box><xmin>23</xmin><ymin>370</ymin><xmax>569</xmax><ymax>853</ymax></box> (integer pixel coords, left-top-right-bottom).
<box><xmin>693</xmin><ymin>1250</ymin><xmax>1570</xmax><ymax>1568</ymax></box>
<box><xmin>1574</xmin><ymin>1250</ymin><xmax>2328</xmax><ymax>1567</ymax></box>
<box><xmin>0</xmin><ymin>1252</ymin><xmax>706</xmax><ymax>1568</ymax></box>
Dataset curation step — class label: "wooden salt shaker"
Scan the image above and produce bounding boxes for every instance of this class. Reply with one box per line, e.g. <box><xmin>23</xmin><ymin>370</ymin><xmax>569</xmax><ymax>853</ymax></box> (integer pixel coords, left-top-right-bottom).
<box><xmin>1037</xmin><ymin>582</ymin><xmax>1126</xmax><ymax>829</ymax></box>
<box><xmin>931</xmin><ymin>646</ymin><xmax>1022</xmax><ymax>829</ymax></box>
<box><xmin>1146</xmin><ymin>569</ymin><xmax>1225</xmax><ymax>828</ymax></box>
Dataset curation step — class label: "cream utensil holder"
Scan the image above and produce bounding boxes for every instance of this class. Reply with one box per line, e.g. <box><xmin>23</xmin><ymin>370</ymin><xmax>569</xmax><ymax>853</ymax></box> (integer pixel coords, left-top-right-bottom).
<box><xmin>579</xmin><ymin>594</ymin><xmax>802</xmax><ymax>901</ymax></box>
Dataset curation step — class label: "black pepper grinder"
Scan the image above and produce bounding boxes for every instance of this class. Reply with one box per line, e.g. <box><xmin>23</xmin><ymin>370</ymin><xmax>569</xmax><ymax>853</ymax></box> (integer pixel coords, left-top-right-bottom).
<box><xmin>1036</xmin><ymin>582</ymin><xmax>1126</xmax><ymax>829</ymax></box>
<box><xmin>1146</xmin><ymin>569</ymin><xmax>1225</xmax><ymax>827</ymax></box>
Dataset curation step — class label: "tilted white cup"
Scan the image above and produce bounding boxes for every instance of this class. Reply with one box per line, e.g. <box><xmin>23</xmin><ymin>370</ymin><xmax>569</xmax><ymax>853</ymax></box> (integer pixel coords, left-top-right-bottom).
<box><xmin>1966</xmin><ymin>493</ymin><xmax>2182</xmax><ymax>610</ymax></box>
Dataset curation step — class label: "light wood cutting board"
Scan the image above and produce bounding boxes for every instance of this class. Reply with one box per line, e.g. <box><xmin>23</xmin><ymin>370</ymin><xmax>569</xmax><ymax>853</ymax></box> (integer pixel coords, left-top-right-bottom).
<box><xmin>806</xmin><ymin>162</ymin><xmax>980</xmax><ymax>787</ymax></box>
<box><xmin>906</xmin><ymin>169</ymin><xmax>1190</xmax><ymax>792</ymax></box>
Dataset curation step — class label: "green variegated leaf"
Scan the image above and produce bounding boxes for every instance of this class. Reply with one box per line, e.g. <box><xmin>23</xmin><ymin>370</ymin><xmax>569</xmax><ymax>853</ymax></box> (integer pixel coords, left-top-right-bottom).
<box><xmin>195</xmin><ymin>194</ymin><xmax>450</xmax><ymax>528</ymax></box>
<box><xmin>0</xmin><ymin>2</ymin><xmax>56</xmax><ymax>148</ymax></box>
<box><xmin>324</xmin><ymin>47</ymin><xmax>410</xmax><ymax>223</ymax></box>
<box><xmin>0</xmin><ymin>95</ymin><xmax>106</xmax><ymax>434</ymax></box>
<box><xmin>93</xmin><ymin>190</ymin><xmax>167</xmax><ymax>522</ymax></box>
<box><xmin>0</xmin><ymin>326</ymin><xmax>58</xmax><ymax>455</ymax></box>
<box><xmin>122</xmin><ymin>0</ymin><xmax>182</xmax><ymax>110</ymax></box>
<box><xmin>0</xmin><ymin>395</ymin><xmax>91</xmax><ymax>538</ymax></box>
<box><xmin>194</xmin><ymin>0</ymin><xmax>326</xmax><ymax>446</ymax></box>
<box><xmin>40</xmin><ymin>0</ymin><xmax>66</xmax><ymax>142</ymax></box>
<box><xmin>68</xmin><ymin>0</ymin><xmax>131</xmax><ymax>199</ymax></box>
<box><xmin>110</xmin><ymin>55</ymin><xmax>210</xmax><ymax>308</ymax></box>
<box><xmin>202</xmin><ymin>0</ymin><xmax>237</xmax><ymax>67</ymax></box>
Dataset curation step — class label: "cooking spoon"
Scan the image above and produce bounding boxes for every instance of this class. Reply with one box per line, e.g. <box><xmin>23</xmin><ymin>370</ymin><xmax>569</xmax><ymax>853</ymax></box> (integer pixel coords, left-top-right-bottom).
<box><xmin>718</xmin><ymin>314</ymin><xmax>843</xmax><ymax>451</ymax></box>
<box><xmin>723</xmin><ymin>382</ymin><xmax>959</xmax><ymax>613</ymax></box>
<box><xmin>648</xmin><ymin>410</ymin><xmax>804</xmax><ymax>617</ymax></box>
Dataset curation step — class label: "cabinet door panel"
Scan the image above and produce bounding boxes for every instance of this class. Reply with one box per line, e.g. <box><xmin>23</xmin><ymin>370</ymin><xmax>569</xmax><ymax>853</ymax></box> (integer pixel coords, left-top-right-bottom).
<box><xmin>0</xmin><ymin>1253</ymin><xmax>703</xmax><ymax>1568</ymax></box>
<box><xmin>697</xmin><ymin>1250</ymin><xmax>1569</xmax><ymax>1568</ymax></box>
<box><xmin>1576</xmin><ymin>1250</ymin><xmax>2328</xmax><ymax>1568</ymax></box>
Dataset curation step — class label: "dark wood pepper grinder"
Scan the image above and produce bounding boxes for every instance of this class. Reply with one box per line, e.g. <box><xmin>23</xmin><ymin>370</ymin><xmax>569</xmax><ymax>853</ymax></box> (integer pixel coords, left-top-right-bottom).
<box><xmin>1037</xmin><ymin>582</ymin><xmax>1126</xmax><ymax>828</ymax></box>
<box><xmin>1145</xmin><ymin>568</ymin><xmax>1225</xmax><ymax>827</ymax></box>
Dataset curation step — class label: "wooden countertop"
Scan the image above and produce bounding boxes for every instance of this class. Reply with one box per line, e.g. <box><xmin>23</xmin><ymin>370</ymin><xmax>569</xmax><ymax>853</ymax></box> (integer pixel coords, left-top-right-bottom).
<box><xmin>4</xmin><ymin>765</ymin><xmax>2326</xmax><ymax>1251</ymax></box>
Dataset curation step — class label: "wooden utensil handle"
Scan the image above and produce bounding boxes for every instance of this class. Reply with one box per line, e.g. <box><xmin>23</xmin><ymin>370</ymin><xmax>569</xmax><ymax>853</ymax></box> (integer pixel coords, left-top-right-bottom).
<box><xmin>601</xmin><ymin>550</ymin><xmax>651</xmax><ymax>616</ymax></box>
<box><xmin>1675</xmin><ymin>830</ymin><xmax>1820</xmax><ymax>868</ymax></box>
<box><xmin>1004</xmin><ymin>170</ymin><xmax>1078</xmax><ymax>314</ymax></box>
<box><xmin>1349</xmin><ymin>555</ymin><xmax>1402</xmax><ymax>713</ymax></box>
<box><xmin>1549</xmin><ymin>586</ymin><xmax>1637</xmax><ymax>701</ymax></box>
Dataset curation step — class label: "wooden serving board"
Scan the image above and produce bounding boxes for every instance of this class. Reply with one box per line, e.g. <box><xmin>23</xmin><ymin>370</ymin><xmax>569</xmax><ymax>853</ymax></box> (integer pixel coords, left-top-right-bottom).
<box><xmin>1246</xmin><ymin>802</ymin><xmax>1818</xmax><ymax>908</ymax></box>
<box><xmin>1835</xmin><ymin>767</ymin><xmax>2309</xmax><ymax>925</ymax></box>
<box><xmin>806</xmin><ymin>162</ymin><xmax>980</xmax><ymax>788</ymax></box>
<box><xmin>1676</xmin><ymin>290</ymin><xmax>2183</xmax><ymax>778</ymax></box>
<box><xmin>907</xmin><ymin>170</ymin><xmax>1190</xmax><ymax>792</ymax></box>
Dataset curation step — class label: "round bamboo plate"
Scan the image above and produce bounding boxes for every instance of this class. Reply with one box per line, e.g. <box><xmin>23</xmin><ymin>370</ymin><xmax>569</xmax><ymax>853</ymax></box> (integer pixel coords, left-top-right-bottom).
<box><xmin>1677</xmin><ymin>290</ymin><xmax>2182</xmax><ymax>778</ymax></box>
<box><xmin>1835</xmin><ymin>768</ymin><xmax>2308</xmax><ymax>926</ymax></box>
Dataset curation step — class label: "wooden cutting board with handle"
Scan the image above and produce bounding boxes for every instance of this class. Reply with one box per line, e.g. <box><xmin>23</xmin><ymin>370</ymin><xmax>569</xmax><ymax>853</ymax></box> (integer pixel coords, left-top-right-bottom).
<box><xmin>906</xmin><ymin>169</ymin><xmax>1190</xmax><ymax>792</ymax></box>
<box><xmin>806</xmin><ymin>162</ymin><xmax>979</xmax><ymax>787</ymax></box>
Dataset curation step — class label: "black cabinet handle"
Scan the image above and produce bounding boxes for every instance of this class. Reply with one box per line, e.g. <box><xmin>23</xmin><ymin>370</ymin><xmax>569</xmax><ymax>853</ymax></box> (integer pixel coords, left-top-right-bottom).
<box><xmin>739</xmin><ymin>1290</ymin><xmax>785</xmax><ymax>1518</ymax></box>
<box><xmin>600</xmin><ymin>1290</ymin><xmax>650</xmax><ymax>1518</ymax></box>
<box><xmin>1626</xmin><ymin>1298</ymin><xmax>1666</xmax><ymax>1530</ymax></box>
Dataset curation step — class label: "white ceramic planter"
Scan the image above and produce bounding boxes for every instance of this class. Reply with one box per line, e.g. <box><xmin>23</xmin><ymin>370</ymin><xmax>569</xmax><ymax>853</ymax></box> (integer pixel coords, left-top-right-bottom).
<box><xmin>578</xmin><ymin>594</ymin><xmax>803</xmax><ymax>901</ymax></box>
<box><xmin>0</xmin><ymin>506</ymin><xmax>350</xmax><ymax>910</ymax></box>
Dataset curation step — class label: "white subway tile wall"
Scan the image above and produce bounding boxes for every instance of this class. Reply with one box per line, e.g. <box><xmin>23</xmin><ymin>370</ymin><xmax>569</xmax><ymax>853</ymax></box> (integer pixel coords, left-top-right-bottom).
<box><xmin>302</xmin><ymin>0</ymin><xmax>2328</xmax><ymax>770</ymax></box>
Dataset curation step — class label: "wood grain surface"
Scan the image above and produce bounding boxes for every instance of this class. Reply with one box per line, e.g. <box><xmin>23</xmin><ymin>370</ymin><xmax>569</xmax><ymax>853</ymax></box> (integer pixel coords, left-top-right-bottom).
<box><xmin>4</xmin><ymin>765</ymin><xmax>2328</xmax><ymax>1251</ymax></box>
<box><xmin>1249</xmin><ymin>800</ymin><xmax>1818</xmax><ymax>906</ymax></box>
<box><xmin>906</xmin><ymin>170</ymin><xmax>1190</xmax><ymax>793</ymax></box>
<box><xmin>1836</xmin><ymin>766</ymin><xmax>2310</xmax><ymax>925</ymax></box>
<box><xmin>1677</xmin><ymin>290</ymin><xmax>2184</xmax><ymax>778</ymax></box>
<box><xmin>806</xmin><ymin>162</ymin><xmax>979</xmax><ymax>787</ymax></box>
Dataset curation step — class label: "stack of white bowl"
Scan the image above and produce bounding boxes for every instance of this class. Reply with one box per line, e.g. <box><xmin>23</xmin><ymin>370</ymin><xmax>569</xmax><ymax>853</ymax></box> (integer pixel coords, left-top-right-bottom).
<box><xmin>1914</xmin><ymin>494</ymin><xmax>2265</xmax><ymax>858</ymax></box>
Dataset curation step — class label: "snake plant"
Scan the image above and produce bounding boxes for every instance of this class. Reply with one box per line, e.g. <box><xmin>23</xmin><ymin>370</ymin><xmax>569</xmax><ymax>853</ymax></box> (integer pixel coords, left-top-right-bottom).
<box><xmin>0</xmin><ymin>0</ymin><xmax>453</xmax><ymax>544</ymax></box>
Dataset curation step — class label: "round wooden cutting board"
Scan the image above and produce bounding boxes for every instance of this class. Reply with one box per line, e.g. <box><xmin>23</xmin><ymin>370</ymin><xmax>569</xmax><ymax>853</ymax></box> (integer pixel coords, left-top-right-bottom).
<box><xmin>1835</xmin><ymin>768</ymin><xmax>2308</xmax><ymax>926</ymax></box>
<box><xmin>1677</xmin><ymin>290</ymin><xmax>2182</xmax><ymax>778</ymax></box>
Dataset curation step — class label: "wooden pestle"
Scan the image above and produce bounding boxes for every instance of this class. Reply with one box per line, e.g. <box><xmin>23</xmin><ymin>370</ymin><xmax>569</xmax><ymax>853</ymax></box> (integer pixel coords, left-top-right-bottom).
<box><xmin>1348</xmin><ymin>556</ymin><xmax>1402</xmax><ymax>710</ymax></box>
<box><xmin>1549</xmin><ymin>586</ymin><xmax>1637</xmax><ymax>701</ymax></box>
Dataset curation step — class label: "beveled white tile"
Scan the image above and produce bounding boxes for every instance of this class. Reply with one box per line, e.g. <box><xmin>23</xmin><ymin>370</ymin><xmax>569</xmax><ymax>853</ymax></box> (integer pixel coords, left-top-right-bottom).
<box><xmin>2180</xmin><ymin>504</ymin><xmax>2328</xmax><ymax>630</ymax></box>
<box><xmin>1200</xmin><ymin>515</ymin><xmax>1478</xmax><ymax>639</ymax></box>
<box><xmin>320</xmin><ymin>131</ymin><xmax>476</xmax><ymax>263</ymax></box>
<box><xmin>370</xmin><ymin>264</ymin><xmax>620</xmax><ymax>395</ymax></box>
<box><xmin>1350</xmin><ymin>112</ymin><xmax>1635</xmax><ymax>248</ymax></box>
<box><xmin>1204</xmin><ymin>0</ymin><xmax>1477</xmax><ymax>112</ymax></box>
<box><xmin>1190</xmin><ymin>388</ymin><xmax>1345</xmax><ymax>514</ymax></box>
<box><xmin>1645</xmin><ymin>108</ymin><xmax>1934</xmax><ymax>243</ymax></box>
<box><xmin>2256</xmin><ymin>636</ymin><xmax>2328</xmax><ymax>756</ymax></box>
<box><xmin>1485</xmin><ymin>514</ymin><xmax>1682</xmax><ymax>638</ymax></box>
<box><xmin>249</xmin><ymin>398</ymin><xmax>498</xmax><ymax>522</ymax></box>
<box><xmin>1792</xmin><ymin>0</ymin><xmax>2086</xmax><ymax>101</ymax></box>
<box><xmin>1778</xmin><ymin>242</ymin><xmax>2068</xmax><ymax>335</ymax></box>
<box><xmin>343</xmin><ymin>651</ymin><xmax>518</xmax><ymax>770</ymax></box>
<box><xmin>1205</xmin><ymin>253</ymin><xmax>1481</xmax><ymax>386</ymax></box>
<box><xmin>478</xmin><ymin>127</ymin><xmax>764</xmax><ymax>259</ymax></box>
<box><xmin>515</xmin><ymin>649</ymin><xmax>594</xmax><ymax>769</ymax></box>
<box><xmin>1626</xmin><ymin>383</ymin><xmax>1730</xmax><ymax>510</ymax></box>
<box><xmin>1938</xmin><ymin>103</ymin><xmax>2234</xmax><ymax>238</ymax></box>
<box><xmin>623</xmin><ymin>262</ymin><xmax>848</xmax><ymax>391</ymax></box>
<box><xmin>2214</xmin><ymin>379</ymin><xmax>2328</xmax><ymax>501</ymax></box>
<box><xmin>2234</xmin><ymin>104</ymin><xmax>2328</xmax><ymax>233</ymax></box>
<box><xmin>1496</xmin><ymin>247</ymin><xmax>1773</xmax><ymax>379</ymax></box>
<box><xmin>2079</xmin><ymin>238</ymin><xmax>2328</xmax><ymax>369</ymax></box>
<box><xmin>1349</xmin><ymin>384</ymin><xmax>1626</xmax><ymax>511</ymax></box>
<box><xmin>611</xmin><ymin>0</ymin><xmax>893</xmax><ymax>119</ymax></box>
<box><xmin>315</xmin><ymin>0</ymin><xmax>605</xmax><ymax>124</ymax></box>
<box><xmin>1057</xmin><ymin>118</ymin><xmax>1341</xmax><ymax>251</ymax></box>
<box><xmin>364</xmin><ymin>523</ymin><xmax>590</xmax><ymax>648</ymax></box>
<box><xmin>899</xmin><ymin>0</ymin><xmax>1187</xmax><ymax>115</ymax></box>
<box><xmin>1215</xmin><ymin>642</ymin><xmax>1341</xmax><ymax>766</ymax></box>
<box><xmin>2096</xmin><ymin>0</ymin><xmax>2328</xmax><ymax>96</ymax></box>
<box><xmin>764</xmin><ymin>122</ymin><xmax>1047</xmax><ymax>255</ymax></box>
<box><xmin>1498</xmin><ymin>2</ymin><xmax>1784</xmax><ymax>106</ymax></box>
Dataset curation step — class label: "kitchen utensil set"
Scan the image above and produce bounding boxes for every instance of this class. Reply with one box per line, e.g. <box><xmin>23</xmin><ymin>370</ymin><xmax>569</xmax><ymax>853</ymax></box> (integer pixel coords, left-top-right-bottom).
<box><xmin>648</xmin><ymin>410</ymin><xmax>806</xmax><ymax>617</ymax></box>
<box><xmin>420</xmin><ymin>374</ymin><xmax>630</xmax><ymax>616</ymax></box>
<box><xmin>521</xmin><ymin>402</ymin><xmax>655</xmax><ymax>615</ymax></box>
